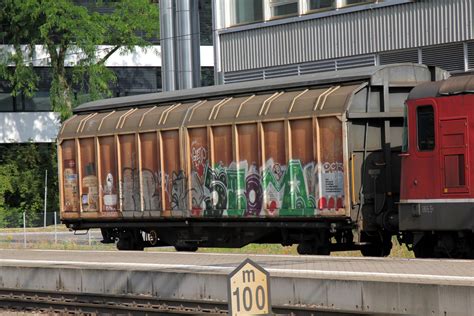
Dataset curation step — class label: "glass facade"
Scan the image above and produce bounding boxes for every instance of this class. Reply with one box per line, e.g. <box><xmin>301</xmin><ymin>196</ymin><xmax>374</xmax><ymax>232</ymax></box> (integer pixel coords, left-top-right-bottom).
<box><xmin>0</xmin><ymin>66</ymin><xmax>215</xmax><ymax>111</ymax></box>
<box><xmin>0</xmin><ymin>94</ymin><xmax>13</xmax><ymax>112</ymax></box>
<box><xmin>233</xmin><ymin>0</ymin><xmax>264</xmax><ymax>25</ymax></box>
<box><xmin>270</xmin><ymin>0</ymin><xmax>298</xmax><ymax>18</ymax></box>
<box><xmin>309</xmin><ymin>0</ymin><xmax>334</xmax><ymax>11</ymax></box>
<box><xmin>342</xmin><ymin>0</ymin><xmax>374</xmax><ymax>7</ymax></box>
<box><xmin>225</xmin><ymin>0</ymin><xmax>382</xmax><ymax>27</ymax></box>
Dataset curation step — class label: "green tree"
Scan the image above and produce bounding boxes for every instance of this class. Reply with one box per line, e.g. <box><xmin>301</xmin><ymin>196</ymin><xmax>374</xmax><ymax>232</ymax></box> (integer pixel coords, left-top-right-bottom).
<box><xmin>0</xmin><ymin>0</ymin><xmax>160</xmax><ymax>120</ymax></box>
<box><xmin>0</xmin><ymin>143</ymin><xmax>58</xmax><ymax>227</ymax></box>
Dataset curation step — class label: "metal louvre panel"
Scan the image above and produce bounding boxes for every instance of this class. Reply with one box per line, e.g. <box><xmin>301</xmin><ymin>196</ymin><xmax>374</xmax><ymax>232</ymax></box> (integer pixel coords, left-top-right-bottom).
<box><xmin>422</xmin><ymin>44</ymin><xmax>465</xmax><ymax>72</ymax></box>
<box><xmin>299</xmin><ymin>60</ymin><xmax>336</xmax><ymax>74</ymax></box>
<box><xmin>224</xmin><ymin>55</ymin><xmax>374</xmax><ymax>84</ymax></box>
<box><xmin>336</xmin><ymin>55</ymin><xmax>376</xmax><ymax>70</ymax></box>
<box><xmin>264</xmin><ymin>64</ymin><xmax>299</xmax><ymax>79</ymax></box>
<box><xmin>467</xmin><ymin>41</ymin><xmax>474</xmax><ymax>70</ymax></box>
<box><xmin>379</xmin><ymin>49</ymin><xmax>419</xmax><ymax>65</ymax></box>
<box><xmin>223</xmin><ymin>69</ymin><xmax>264</xmax><ymax>84</ymax></box>
<box><xmin>219</xmin><ymin>0</ymin><xmax>473</xmax><ymax>72</ymax></box>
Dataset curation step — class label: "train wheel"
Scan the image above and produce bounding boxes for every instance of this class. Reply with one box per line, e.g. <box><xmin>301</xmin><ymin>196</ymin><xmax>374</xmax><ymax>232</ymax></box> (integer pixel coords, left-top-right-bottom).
<box><xmin>100</xmin><ymin>228</ymin><xmax>116</xmax><ymax>244</ymax></box>
<box><xmin>360</xmin><ymin>232</ymin><xmax>392</xmax><ymax>257</ymax></box>
<box><xmin>297</xmin><ymin>240</ymin><xmax>330</xmax><ymax>255</ymax></box>
<box><xmin>297</xmin><ymin>242</ymin><xmax>312</xmax><ymax>255</ymax></box>
<box><xmin>413</xmin><ymin>232</ymin><xmax>474</xmax><ymax>259</ymax></box>
<box><xmin>174</xmin><ymin>246</ymin><xmax>198</xmax><ymax>252</ymax></box>
<box><xmin>116</xmin><ymin>229</ymin><xmax>145</xmax><ymax>251</ymax></box>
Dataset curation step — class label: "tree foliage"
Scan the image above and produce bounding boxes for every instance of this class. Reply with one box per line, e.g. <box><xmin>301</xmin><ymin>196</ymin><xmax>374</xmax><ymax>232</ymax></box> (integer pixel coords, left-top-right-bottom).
<box><xmin>0</xmin><ymin>0</ymin><xmax>160</xmax><ymax>120</ymax></box>
<box><xmin>0</xmin><ymin>143</ymin><xmax>58</xmax><ymax>227</ymax></box>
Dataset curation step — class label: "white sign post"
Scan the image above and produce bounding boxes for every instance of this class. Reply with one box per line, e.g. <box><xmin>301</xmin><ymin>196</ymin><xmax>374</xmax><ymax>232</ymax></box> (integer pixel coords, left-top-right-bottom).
<box><xmin>228</xmin><ymin>258</ymin><xmax>271</xmax><ymax>316</ymax></box>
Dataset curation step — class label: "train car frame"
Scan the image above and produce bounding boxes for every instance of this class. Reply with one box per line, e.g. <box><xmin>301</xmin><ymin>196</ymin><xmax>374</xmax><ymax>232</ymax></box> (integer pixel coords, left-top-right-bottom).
<box><xmin>58</xmin><ymin>64</ymin><xmax>447</xmax><ymax>255</ymax></box>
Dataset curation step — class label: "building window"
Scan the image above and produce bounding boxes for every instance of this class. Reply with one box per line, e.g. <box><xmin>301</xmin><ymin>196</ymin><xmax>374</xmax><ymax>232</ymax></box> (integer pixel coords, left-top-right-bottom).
<box><xmin>24</xmin><ymin>91</ymin><xmax>51</xmax><ymax>111</ymax></box>
<box><xmin>339</xmin><ymin>0</ymin><xmax>376</xmax><ymax>8</ymax></box>
<box><xmin>417</xmin><ymin>105</ymin><xmax>435</xmax><ymax>151</ymax></box>
<box><xmin>308</xmin><ymin>0</ymin><xmax>335</xmax><ymax>11</ymax></box>
<box><xmin>231</xmin><ymin>0</ymin><xmax>264</xmax><ymax>26</ymax></box>
<box><xmin>220</xmin><ymin>0</ymin><xmax>395</xmax><ymax>28</ymax></box>
<box><xmin>0</xmin><ymin>93</ymin><xmax>14</xmax><ymax>112</ymax></box>
<box><xmin>270</xmin><ymin>0</ymin><xmax>299</xmax><ymax>18</ymax></box>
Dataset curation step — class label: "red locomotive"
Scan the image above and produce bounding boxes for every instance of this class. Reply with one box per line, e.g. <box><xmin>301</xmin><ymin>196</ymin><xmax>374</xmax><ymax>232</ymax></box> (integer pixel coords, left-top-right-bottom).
<box><xmin>399</xmin><ymin>75</ymin><xmax>474</xmax><ymax>258</ymax></box>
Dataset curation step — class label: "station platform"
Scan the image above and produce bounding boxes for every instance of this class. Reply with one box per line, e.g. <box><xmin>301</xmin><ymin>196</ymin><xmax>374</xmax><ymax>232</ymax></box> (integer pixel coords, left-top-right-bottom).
<box><xmin>0</xmin><ymin>249</ymin><xmax>472</xmax><ymax>315</ymax></box>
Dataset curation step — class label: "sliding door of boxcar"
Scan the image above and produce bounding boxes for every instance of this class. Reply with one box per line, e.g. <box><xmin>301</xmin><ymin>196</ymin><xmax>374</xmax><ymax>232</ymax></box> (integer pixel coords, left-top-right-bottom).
<box><xmin>262</xmin><ymin>121</ymin><xmax>286</xmax><ymax>217</ymax></box>
<box><xmin>211</xmin><ymin>125</ymin><xmax>233</xmax><ymax>216</ymax></box>
<box><xmin>119</xmin><ymin>134</ymin><xmax>140</xmax><ymax>217</ymax></box>
<box><xmin>140</xmin><ymin>132</ymin><xmax>163</xmax><ymax>217</ymax></box>
<box><xmin>284</xmin><ymin>119</ymin><xmax>317</xmax><ymax>216</ymax></box>
<box><xmin>79</xmin><ymin>138</ymin><xmax>99</xmax><ymax>217</ymax></box>
<box><xmin>162</xmin><ymin>130</ymin><xmax>187</xmax><ymax>216</ymax></box>
<box><xmin>61</xmin><ymin>140</ymin><xmax>80</xmax><ymax>218</ymax></box>
<box><xmin>99</xmin><ymin>136</ymin><xmax>119</xmax><ymax>217</ymax></box>
<box><xmin>318</xmin><ymin>117</ymin><xmax>345</xmax><ymax>215</ymax></box>
<box><xmin>237</xmin><ymin>124</ymin><xmax>262</xmax><ymax>217</ymax></box>
<box><xmin>188</xmin><ymin>127</ymin><xmax>208</xmax><ymax>217</ymax></box>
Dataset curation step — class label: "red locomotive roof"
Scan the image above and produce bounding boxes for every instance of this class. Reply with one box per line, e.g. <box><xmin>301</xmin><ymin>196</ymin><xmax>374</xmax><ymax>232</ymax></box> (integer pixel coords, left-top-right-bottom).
<box><xmin>408</xmin><ymin>73</ymin><xmax>474</xmax><ymax>100</ymax></box>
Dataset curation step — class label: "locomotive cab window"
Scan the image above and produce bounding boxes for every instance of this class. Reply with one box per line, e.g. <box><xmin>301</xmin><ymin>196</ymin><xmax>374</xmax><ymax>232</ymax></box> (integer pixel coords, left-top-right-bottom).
<box><xmin>417</xmin><ymin>105</ymin><xmax>435</xmax><ymax>151</ymax></box>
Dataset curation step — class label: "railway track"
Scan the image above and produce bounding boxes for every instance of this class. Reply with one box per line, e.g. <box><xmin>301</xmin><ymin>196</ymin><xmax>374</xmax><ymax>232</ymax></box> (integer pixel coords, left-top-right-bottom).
<box><xmin>0</xmin><ymin>289</ymin><xmax>228</xmax><ymax>315</ymax></box>
<box><xmin>0</xmin><ymin>289</ymin><xmax>358</xmax><ymax>315</ymax></box>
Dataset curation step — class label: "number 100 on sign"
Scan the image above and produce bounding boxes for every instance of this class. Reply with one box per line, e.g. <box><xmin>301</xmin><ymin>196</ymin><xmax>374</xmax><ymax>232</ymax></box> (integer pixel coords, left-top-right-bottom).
<box><xmin>228</xmin><ymin>259</ymin><xmax>271</xmax><ymax>315</ymax></box>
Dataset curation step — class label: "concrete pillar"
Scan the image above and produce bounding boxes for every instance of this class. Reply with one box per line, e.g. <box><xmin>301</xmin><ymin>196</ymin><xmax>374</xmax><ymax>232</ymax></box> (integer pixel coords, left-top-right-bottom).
<box><xmin>160</xmin><ymin>0</ymin><xmax>201</xmax><ymax>91</ymax></box>
<box><xmin>160</xmin><ymin>0</ymin><xmax>177</xmax><ymax>91</ymax></box>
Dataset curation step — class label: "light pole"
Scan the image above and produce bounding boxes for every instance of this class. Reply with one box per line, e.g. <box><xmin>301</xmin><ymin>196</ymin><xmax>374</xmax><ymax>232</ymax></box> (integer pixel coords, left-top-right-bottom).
<box><xmin>43</xmin><ymin>169</ymin><xmax>48</xmax><ymax>227</ymax></box>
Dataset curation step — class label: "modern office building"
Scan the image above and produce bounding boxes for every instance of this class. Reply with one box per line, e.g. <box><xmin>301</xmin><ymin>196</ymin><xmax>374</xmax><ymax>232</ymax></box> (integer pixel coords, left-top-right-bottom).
<box><xmin>0</xmin><ymin>0</ymin><xmax>214</xmax><ymax>143</ymax></box>
<box><xmin>212</xmin><ymin>0</ymin><xmax>472</xmax><ymax>84</ymax></box>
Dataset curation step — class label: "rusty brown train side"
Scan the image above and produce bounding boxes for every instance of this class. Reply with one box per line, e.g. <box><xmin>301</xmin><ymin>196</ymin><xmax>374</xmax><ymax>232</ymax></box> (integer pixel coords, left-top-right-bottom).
<box><xmin>58</xmin><ymin>64</ymin><xmax>447</xmax><ymax>253</ymax></box>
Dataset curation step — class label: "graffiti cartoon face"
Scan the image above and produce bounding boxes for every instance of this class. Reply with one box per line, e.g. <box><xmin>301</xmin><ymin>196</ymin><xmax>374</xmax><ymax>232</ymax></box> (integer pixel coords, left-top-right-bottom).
<box><xmin>244</xmin><ymin>173</ymin><xmax>263</xmax><ymax>216</ymax></box>
<box><xmin>191</xmin><ymin>145</ymin><xmax>207</xmax><ymax>177</ymax></box>
<box><xmin>272</xmin><ymin>163</ymin><xmax>283</xmax><ymax>181</ymax></box>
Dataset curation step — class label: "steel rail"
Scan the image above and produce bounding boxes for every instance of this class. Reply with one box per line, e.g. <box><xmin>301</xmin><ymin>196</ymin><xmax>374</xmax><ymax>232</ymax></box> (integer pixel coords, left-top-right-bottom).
<box><xmin>0</xmin><ymin>288</ymin><xmax>362</xmax><ymax>315</ymax></box>
<box><xmin>0</xmin><ymin>289</ymin><xmax>227</xmax><ymax>315</ymax></box>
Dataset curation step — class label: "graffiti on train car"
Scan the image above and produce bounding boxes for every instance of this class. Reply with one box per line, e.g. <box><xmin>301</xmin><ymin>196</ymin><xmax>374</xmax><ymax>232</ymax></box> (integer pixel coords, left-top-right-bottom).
<box><xmin>141</xmin><ymin>169</ymin><xmax>162</xmax><ymax>211</ymax></box>
<box><xmin>188</xmin><ymin>150</ymin><xmax>344</xmax><ymax>217</ymax></box>
<box><xmin>121</xmin><ymin>167</ymin><xmax>140</xmax><ymax>211</ymax></box>
<box><xmin>170</xmin><ymin>170</ymin><xmax>188</xmax><ymax>211</ymax></box>
<box><xmin>96</xmin><ymin>154</ymin><xmax>344</xmax><ymax>216</ymax></box>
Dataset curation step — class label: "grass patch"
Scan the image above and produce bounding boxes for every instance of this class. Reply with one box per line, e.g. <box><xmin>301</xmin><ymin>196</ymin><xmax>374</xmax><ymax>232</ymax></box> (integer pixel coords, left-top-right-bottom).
<box><xmin>0</xmin><ymin>230</ymin><xmax>414</xmax><ymax>258</ymax></box>
<box><xmin>146</xmin><ymin>236</ymin><xmax>414</xmax><ymax>258</ymax></box>
<box><xmin>0</xmin><ymin>226</ymin><xmax>69</xmax><ymax>233</ymax></box>
<box><xmin>0</xmin><ymin>240</ymin><xmax>116</xmax><ymax>251</ymax></box>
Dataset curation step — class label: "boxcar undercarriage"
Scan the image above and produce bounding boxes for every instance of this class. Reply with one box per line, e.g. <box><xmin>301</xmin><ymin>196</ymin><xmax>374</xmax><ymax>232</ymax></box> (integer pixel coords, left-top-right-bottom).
<box><xmin>66</xmin><ymin>218</ymin><xmax>393</xmax><ymax>256</ymax></box>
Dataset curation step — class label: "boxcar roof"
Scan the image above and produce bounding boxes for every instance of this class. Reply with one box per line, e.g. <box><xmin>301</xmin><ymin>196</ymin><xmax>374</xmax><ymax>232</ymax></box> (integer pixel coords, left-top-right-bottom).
<box><xmin>407</xmin><ymin>73</ymin><xmax>474</xmax><ymax>100</ymax></box>
<box><xmin>74</xmin><ymin>63</ymin><xmax>434</xmax><ymax>114</ymax></box>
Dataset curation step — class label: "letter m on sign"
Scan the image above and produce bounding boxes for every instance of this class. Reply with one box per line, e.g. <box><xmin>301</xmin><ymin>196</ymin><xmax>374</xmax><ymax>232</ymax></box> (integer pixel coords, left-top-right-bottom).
<box><xmin>242</xmin><ymin>270</ymin><xmax>256</xmax><ymax>283</ymax></box>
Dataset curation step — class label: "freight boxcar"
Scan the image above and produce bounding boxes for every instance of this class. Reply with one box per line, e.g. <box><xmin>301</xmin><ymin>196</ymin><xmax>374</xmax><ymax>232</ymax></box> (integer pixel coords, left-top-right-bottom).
<box><xmin>58</xmin><ymin>64</ymin><xmax>446</xmax><ymax>255</ymax></box>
